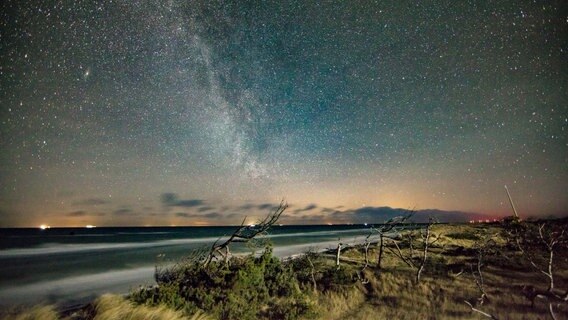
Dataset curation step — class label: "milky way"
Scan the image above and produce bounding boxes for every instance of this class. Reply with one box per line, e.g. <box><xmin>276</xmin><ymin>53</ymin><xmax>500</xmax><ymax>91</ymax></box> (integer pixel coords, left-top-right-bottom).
<box><xmin>1</xmin><ymin>1</ymin><xmax>566</xmax><ymax>227</ymax></box>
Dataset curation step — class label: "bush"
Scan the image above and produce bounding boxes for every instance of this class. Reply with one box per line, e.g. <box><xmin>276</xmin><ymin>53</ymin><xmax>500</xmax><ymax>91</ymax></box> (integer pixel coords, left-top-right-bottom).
<box><xmin>446</xmin><ymin>232</ymin><xmax>480</xmax><ymax>241</ymax></box>
<box><xmin>131</xmin><ymin>245</ymin><xmax>315</xmax><ymax>320</ymax></box>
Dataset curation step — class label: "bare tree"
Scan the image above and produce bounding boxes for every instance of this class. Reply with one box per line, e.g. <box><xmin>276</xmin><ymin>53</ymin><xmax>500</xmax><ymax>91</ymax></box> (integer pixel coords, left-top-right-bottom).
<box><xmin>504</xmin><ymin>219</ymin><xmax>567</xmax><ymax>319</ymax></box>
<box><xmin>386</xmin><ymin>217</ymin><xmax>439</xmax><ymax>283</ymax></box>
<box><xmin>362</xmin><ymin>234</ymin><xmax>372</xmax><ymax>270</ymax></box>
<box><xmin>471</xmin><ymin>238</ymin><xmax>496</xmax><ymax>305</ymax></box>
<box><xmin>518</xmin><ymin>223</ymin><xmax>565</xmax><ymax>292</ymax></box>
<box><xmin>306</xmin><ymin>253</ymin><xmax>318</xmax><ymax>293</ymax></box>
<box><xmin>368</xmin><ymin>212</ymin><xmax>414</xmax><ymax>269</ymax></box>
<box><xmin>335</xmin><ymin>240</ymin><xmax>343</xmax><ymax>269</ymax></box>
<box><xmin>415</xmin><ymin>218</ymin><xmax>438</xmax><ymax>283</ymax></box>
<box><xmin>463</xmin><ymin>236</ymin><xmax>499</xmax><ymax>319</ymax></box>
<box><xmin>203</xmin><ymin>201</ymin><xmax>287</xmax><ymax>267</ymax></box>
<box><xmin>462</xmin><ymin>188</ymin><xmax>568</xmax><ymax>320</ymax></box>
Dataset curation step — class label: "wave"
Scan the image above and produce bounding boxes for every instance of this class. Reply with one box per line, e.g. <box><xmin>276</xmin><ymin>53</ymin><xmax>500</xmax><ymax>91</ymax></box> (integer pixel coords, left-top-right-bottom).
<box><xmin>0</xmin><ymin>235</ymin><xmax>375</xmax><ymax>307</ymax></box>
<box><xmin>267</xmin><ymin>228</ymin><xmax>369</xmax><ymax>239</ymax></box>
<box><xmin>0</xmin><ymin>228</ymin><xmax>371</xmax><ymax>258</ymax></box>
<box><xmin>115</xmin><ymin>231</ymin><xmax>176</xmax><ymax>235</ymax></box>
<box><xmin>0</xmin><ymin>237</ymin><xmax>225</xmax><ymax>258</ymax></box>
<box><xmin>0</xmin><ymin>266</ymin><xmax>156</xmax><ymax>307</ymax></box>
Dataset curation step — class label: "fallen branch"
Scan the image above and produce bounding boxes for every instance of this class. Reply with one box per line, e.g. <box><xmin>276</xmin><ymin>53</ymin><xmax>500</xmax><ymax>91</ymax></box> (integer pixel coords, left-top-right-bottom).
<box><xmin>464</xmin><ymin>300</ymin><xmax>498</xmax><ymax>319</ymax></box>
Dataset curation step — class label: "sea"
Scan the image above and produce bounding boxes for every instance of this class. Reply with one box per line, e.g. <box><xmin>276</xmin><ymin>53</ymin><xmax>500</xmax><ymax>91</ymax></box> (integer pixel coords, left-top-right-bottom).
<box><xmin>0</xmin><ymin>225</ymin><xmax>373</xmax><ymax>308</ymax></box>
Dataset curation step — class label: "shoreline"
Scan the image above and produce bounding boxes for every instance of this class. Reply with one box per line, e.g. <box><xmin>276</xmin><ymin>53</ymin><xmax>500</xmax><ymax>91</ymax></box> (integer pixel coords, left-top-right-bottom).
<box><xmin>0</xmin><ymin>234</ymin><xmax>376</xmax><ymax>309</ymax></box>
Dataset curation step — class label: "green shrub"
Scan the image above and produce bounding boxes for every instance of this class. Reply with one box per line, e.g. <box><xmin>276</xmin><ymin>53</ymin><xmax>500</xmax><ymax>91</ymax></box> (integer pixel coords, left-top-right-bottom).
<box><xmin>446</xmin><ymin>232</ymin><xmax>480</xmax><ymax>241</ymax></box>
<box><xmin>130</xmin><ymin>245</ymin><xmax>315</xmax><ymax>320</ymax></box>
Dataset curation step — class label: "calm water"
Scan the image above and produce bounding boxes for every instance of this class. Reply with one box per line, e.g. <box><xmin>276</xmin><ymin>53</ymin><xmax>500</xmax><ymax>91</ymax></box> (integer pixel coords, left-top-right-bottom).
<box><xmin>0</xmin><ymin>225</ymin><xmax>371</xmax><ymax>307</ymax></box>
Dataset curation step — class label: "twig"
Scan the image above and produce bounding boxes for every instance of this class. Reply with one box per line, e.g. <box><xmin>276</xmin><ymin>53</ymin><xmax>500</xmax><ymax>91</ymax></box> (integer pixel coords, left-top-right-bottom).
<box><xmin>464</xmin><ymin>300</ymin><xmax>499</xmax><ymax>319</ymax></box>
<box><xmin>204</xmin><ymin>201</ymin><xmax>287</xmax><ymax>266</ymax></box>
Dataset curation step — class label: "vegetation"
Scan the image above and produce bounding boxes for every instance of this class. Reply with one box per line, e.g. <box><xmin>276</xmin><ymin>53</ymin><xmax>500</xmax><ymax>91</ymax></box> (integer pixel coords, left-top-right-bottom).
<box><xmin>0</xmin><ymin>295</ymin><xmax>207</xmax><ymax>320</ymax></box>
<box><xmin>133</xmin><ymin>245</ymin><xmax>316</xmax><ymax>320</ymax></box>
<box><xmin>0</xmin><ymin>306</ymin><xmax>59</xmax><ymax>320</ymax></box>
<box><xmin>2</xmin><ymin>216</ymin><xmax>567</xmax><ymax>320</ymax></box>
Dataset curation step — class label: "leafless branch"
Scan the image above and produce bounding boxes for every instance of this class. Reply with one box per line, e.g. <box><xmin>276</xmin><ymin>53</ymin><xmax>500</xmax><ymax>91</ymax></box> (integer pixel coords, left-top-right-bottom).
<box><xmin>464</xmin><ymin>300</ymin><xmax>499</xmax><ymax>319</ymax></box>
<box><xmin>415</xmin><ymin>218</ymin><xmax>436</xmax><ymax>283</ymax></box>
<box><xmin>369</xmin><ymin>211</ymin><xmax>415</xmax><ymax>269</ymax></box>
<box><xmin>203</xmin><ymin>200</ymin><xmax>287</xmax><ymax>266</ymax></box>
<box><xmin>362</xmin><ymin>234</ymin><xmax>372</xmax><ymax>270</ymax></box>
<box><xmin>386</xmin><ymin>238</ymin><xmax>415</xmax><ymax>268</ymax></box>
<box><xmin>548</xmin><ymin>302</ymin><xmax>557</xmax><ymax>320</ymax></box>
<box><xmin>306</xmin><ymin>254</ymin><xmax>317</xmax><ymax>293</ymax></box>
<box><xmin>335</xmin><ymin>240</ymin><xmax>343</xmax><ymax>269</ymax></box>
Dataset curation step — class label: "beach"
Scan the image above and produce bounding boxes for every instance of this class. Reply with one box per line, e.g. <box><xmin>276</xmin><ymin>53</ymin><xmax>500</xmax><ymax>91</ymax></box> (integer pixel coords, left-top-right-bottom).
<box><xmin>0</xmin><ymin>225</ymin><xmax>370</xmax><ymax>307</ymax></box>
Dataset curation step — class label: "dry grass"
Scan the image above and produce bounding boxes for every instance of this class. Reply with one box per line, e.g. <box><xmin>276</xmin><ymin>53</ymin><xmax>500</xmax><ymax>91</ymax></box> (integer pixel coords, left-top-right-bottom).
<box><xmin>0</xmin><ymin>306</ymin><xmax>59</xmax><ymax>320</ymax></box>
<box><xmin>312</xmin><ymin>269</ymin><xmax>480</xmax><ymax>320</ymax></box>
<box><xmin>1</xmin><ymin>295</ymin><xmax>209</xmax><ymax>320</ymax></box>
<box><xmin>308</xmin><ymin>223</ymin><xmax>568</xmax><ymax>320</ymax></box>
<box><xmin>313</xmin><ymin>286</ymin><xmax>366</xmax><ymax>320</ymax></box>
<box><xmin>92</xmin><ymin>294</ymin><xmax>209</xmax><ymax>320</ymax></box>
<box><xmin>310</xmin><ymin>263</ymin><xmax>568</xmax><ymax>320</ymax></box>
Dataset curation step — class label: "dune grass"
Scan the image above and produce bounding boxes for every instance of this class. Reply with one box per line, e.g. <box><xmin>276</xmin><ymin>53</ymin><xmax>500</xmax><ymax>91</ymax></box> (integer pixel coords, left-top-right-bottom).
<box><xmin>314</xmin><ymin>222</ymin><xmax>568</xmax><ymax>320</ymax></box>
<box><xmin>92</xmin><ymin>294</ymin><xmax>209</xmax><ymax>320</ymax></box>
<box><xmin>0</xmin><ymin>306</ymin><xmax>59</xmax><ymax>320</ymax></box>
<box><xmin>0</xmin><ymin>295</ymin><xmax>208</xmax><ymax>320</ymax></box>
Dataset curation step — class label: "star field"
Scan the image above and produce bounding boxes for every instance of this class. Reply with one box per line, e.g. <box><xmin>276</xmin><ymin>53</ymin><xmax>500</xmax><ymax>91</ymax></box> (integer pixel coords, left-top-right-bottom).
<box><xmin>0</xmin><ymin>0</ymin><xmax>566</xmax><ymax>227</ymax></box>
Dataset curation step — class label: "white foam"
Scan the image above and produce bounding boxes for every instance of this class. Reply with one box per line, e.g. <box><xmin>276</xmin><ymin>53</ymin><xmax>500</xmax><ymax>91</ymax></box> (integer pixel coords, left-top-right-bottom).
<box><xmin>0</xmin><ymin>236</ymin><xmax>225</xmax><ymax>257</ymax></box>
<box><xmin>0</xmin><ymin>228</ymin><xmax>368</xmax><ymax>258</ymax></box>
<box><xmin>0</xmin><ymin>234</ymin><xmax>376</xmax><ymax>307</ymax></box>
<box><xmin>0</xmin><ymin>266</ymin><xmax>156</xmax><ymax>307</ymax></box>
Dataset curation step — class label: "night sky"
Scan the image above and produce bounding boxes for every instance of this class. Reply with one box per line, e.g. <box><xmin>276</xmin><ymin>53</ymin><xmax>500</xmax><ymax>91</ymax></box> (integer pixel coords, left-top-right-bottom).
<box><xmin>1</xmin><ymin>1</ymin><xmax>566</xmax><ymax>227</ymax></box>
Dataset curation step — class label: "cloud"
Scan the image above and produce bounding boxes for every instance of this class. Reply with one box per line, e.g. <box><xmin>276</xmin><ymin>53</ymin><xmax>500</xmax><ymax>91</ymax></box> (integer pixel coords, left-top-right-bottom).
<box><xmin>198</xmin><ymin>206</ymin><xmax>214</xmax><ymax>212</ymax></box>
<box><xmin>408</xmin><ymin>208</ymin><xmax>488</xmax><ymax>223</ymax></box>
<box><xmin>342</xmin><ymin>206</ymin><xmax>410</xmax><ymax>222</ymax></box>
<box><xmin>66</xmin><ymin>210</ymin><xmax>105</xmax><ymax>217</ymax></box>
<box><xmin>161</xmin><ymin>193</ymin><xmax>204</xmax><ymax>208</ymax></box>
<box><xmin>161</xmin><ymin>193</ymin><xmax>177</xmax><ymax>205</ymax></box>
<box><xmin>235</xmin><ymin>203</ymin><xmax>282</xmax><ymax>212</ymax></box>
<box><xmin>73</xmin><ymin>198</ymin><xmax>109</xmax><ymax>206</ymax></box>
<box><xmin>280</xmin><ymin>214</ymin><xmax>326</xmax><ymax>224</ymax></box>
<box><xmin>113</xmin><ymin>208</ymin><xmax>136</xmax><ymax>215</ymax></box>
<box><xmin>175</xmin><ymin>212</ymin><xmax>223</xmax><ymax>219</ymax></box>
<box><xmin>176</xmin><ymin>212</ymin><xmax>195</xmax><ymax>218</ymax></box>
<box><xmin>293</xmin><ymin>204</ymin><xmax>318</xmax><ymax>214</ymax></box>
<box><xmin>177</xmin><ymin>199</ymin><xmax>205</xmax><ymax>207</ymax></box>
<box><xmin>333</xmin><ymin>206</ymin><xmax>487</xmax><ymax>223</ymax></box>
<box><xmin>238</xmin><ymin>203</ymin><xmax>255</xmax><ymax>211</ymax></box>
<box><xmin>67</xmin><ymin>210</ymin><xmax>87</xmax><ymax>217</ymax></box>
<box><xmin>257</xmin><ymin>203</ymin><xmax>278</xmax><ymax>210</ymax></box>
<box><xmin>204</xmin><ymin>212</ymin><xmax>222</xmax><ymax>219</ymax></box>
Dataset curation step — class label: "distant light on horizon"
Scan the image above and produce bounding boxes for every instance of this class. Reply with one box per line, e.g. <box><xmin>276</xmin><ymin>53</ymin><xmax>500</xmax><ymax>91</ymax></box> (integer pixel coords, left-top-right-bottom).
<box><xmin>85</xmin><ymin>225</ymin><xmax>96</xmax><ymax>229</ymax></box>
<box><xmin>39</xmin><ymin>224</ymin><xmax>50</xmax><ymax>230</ymax></box>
